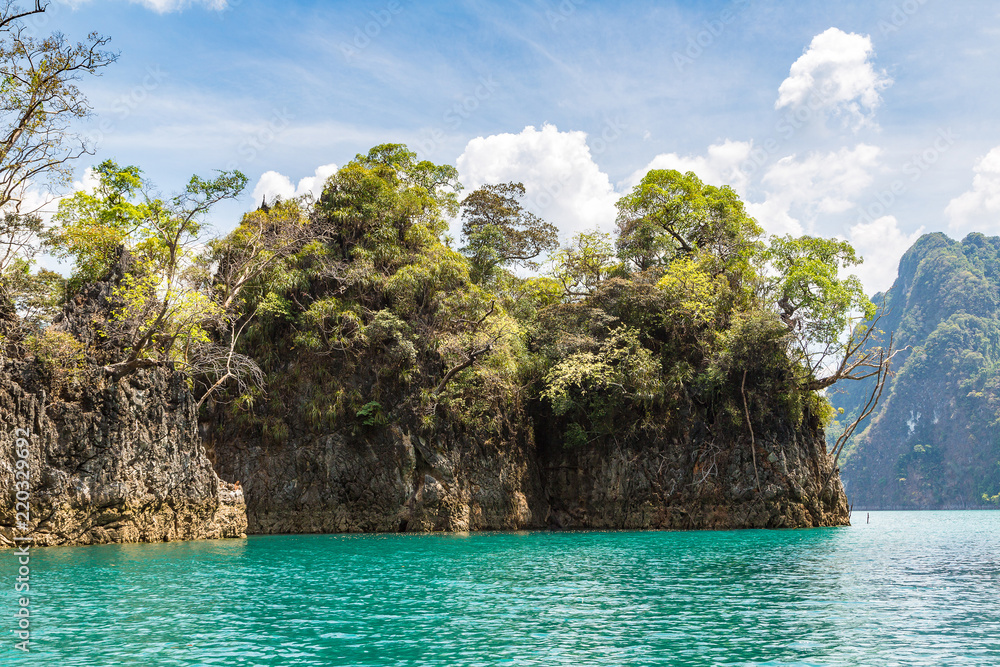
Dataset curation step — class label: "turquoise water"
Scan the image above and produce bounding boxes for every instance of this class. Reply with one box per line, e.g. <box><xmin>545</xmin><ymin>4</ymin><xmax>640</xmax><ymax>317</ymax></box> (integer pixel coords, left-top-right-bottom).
<box><xmin>2</xmin><ymin>511</ymin><xmax>998</xmax><ymax>666</ymax></box>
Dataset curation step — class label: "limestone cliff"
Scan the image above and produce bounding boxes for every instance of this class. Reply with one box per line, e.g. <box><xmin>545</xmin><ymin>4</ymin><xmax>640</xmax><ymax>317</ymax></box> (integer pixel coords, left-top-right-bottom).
<box><xmin>831</xmin><ymin>232</ymin><xmax>1000</xmax><ymax>508</ymax></box>
<box><xmin>0</xmin><ymin>361</ymin><xmax>246</xmax><ymax>548</ymax></box>
<box><xmin>211</xmin><ymin>383</ymin><xmax>847</xmax><ymax>534</ymax></box>
<box><xmin>0</xmin><ymin>254</ymin><xmax>247</xmax><ymax>549</ymax></box>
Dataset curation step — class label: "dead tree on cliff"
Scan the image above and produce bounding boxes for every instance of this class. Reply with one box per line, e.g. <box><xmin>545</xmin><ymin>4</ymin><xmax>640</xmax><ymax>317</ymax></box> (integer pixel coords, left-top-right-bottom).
<box><xmin>813</xmin><ymin>308</ymin><xmax>903</xmax><ymax>494</ymax></box>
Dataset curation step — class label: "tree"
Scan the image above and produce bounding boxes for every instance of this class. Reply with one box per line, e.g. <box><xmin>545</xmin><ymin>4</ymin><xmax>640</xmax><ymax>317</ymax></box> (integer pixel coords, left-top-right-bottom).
<box><xmin>548</xmin><ymin>230</ymin><xmax>619</xmax><ymax>300</ymax></box>
<box><xmin>44</xmin><ymin>160</ymin><xmax>252</xmax><ymax>391</ymax></box>
<box><xmin>766</xmin><ymin>234</ymin><xmax>882</xmax><ymax>390</ymax></box>
<box><xmin>314</xmin><ymin>146</ymin><xmax>459</xmax><ymax>276</ymax></box>
<box><xmin>0</xmin><ymin>2</ymin><xmax>116</xmax><ymax>214</ymax></box>
<box><xmin>0</xmin><ymin>1</ymin><xmax>115</xmax><ymax>339</ymax></box>
<box><xmin>210</xmin><ymin>196</ymin><xmax>318</xmax><ymax>313</ymax></box>
<box><xmin>42</xmin><ymin>159</ymin><xmax>147</xmax><ymax>288</ymax></box>
<box><xmin>615</xmin><ymin>169</ymin><xmax>762</xmax><ymax>276</ymax></box>
<box><xmin>459</xmin><ymin>181</ymin><xmax>558</xmax><ymax>284</ymax></box>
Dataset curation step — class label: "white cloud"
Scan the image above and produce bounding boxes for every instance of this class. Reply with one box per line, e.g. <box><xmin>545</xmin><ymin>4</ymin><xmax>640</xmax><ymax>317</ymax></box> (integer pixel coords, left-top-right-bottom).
<box><xmin>456</xmin><ymin>124</ymin><xmax>618</xmax><ymax>239</ymax></box>
<box><xmin>775</xmin><ymin>28</ymin><xmax>891</xmax><ymax>129</ymax></box>
<box><xmin>745</xmin><ymin>196</ymin><xmax>803</xmax><ymax>237</ymax></box>
<box><xmin>625</xmin><ymin>139</ymin><xmax>753</xmax><ymax>195</ymax></box>
<box><xmin>747</xmin><ymin>144</ymin><xmax>882</xmax><ymax>236</ymax></box>
<box><xmin>251</xmin><ymin>163</ymin><xmax>338</xmax><ymax>204</ymax></box>
<box><xmin>848</xmin><ymin>215</ymin><xmax>924</xmax><ymax>295</ymax></box>
<box><xmin>945</xmin><ymin>146</ymin><xmax>1000</xmax><ymax>233</ymax></box>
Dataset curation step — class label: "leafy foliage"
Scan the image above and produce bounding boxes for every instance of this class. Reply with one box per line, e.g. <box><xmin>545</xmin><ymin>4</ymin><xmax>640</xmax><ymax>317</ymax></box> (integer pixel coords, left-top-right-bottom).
<box><xmin>459</xmin><ymin>181</ymin><xmax>558</xmax><ymax>284</ymax></box>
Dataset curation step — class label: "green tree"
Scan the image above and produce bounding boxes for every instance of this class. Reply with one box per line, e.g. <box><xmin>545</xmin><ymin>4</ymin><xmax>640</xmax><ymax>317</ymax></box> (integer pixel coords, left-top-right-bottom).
<box><xmin>459</xmin><ymin>181</ymin><xmax>558</xmax><ymax>285</ymax></box>
<box><xmin>44</xmin><ymin>159</ymin><xmax>250</xmax><ymax>384</ymax></box>
<box><xmin>43</xmin><ymin>160</ymin><xmax>147</xmax><ymax>288</ymax></box>
<box><xmin>615</xmin><ymin>169</ymin><xmax>762</xmax><ymax>276</ymax></box>
<box><xmin>548</xmin><ymin>230</ymin><xmax>620</xmax><ymax>300</ymax></box>
<box><xmin>766</xmin><ymin>234</ymin><xmax>883</xmax><ymax>390</ymax></box>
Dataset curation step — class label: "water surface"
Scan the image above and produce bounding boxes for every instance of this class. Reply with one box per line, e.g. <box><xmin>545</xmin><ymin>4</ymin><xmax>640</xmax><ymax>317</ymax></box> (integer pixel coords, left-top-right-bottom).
<box><xmin>2</xmin><ymin>511</ymin><xmax>999</xmax><ymax>666</ymax></box>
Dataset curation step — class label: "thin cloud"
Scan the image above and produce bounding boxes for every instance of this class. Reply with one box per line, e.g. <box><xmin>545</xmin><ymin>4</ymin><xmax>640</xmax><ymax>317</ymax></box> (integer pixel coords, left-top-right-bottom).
<box><xmin>57</xmin><ymin>0</ymin><xmax>228</xmax><ymax>13</ymax></box>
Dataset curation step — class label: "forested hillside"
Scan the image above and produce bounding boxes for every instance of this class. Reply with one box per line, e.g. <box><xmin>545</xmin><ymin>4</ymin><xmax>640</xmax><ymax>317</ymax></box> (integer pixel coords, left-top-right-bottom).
<box><xmin>831</xmin><ymin>232</ymin><xmax>1000</xmax><ymax>509</ymax></box>
<box><xmin>3</xmin><ymin>144</ymin><xmax>875</xmax><ymax>541</ymax></box>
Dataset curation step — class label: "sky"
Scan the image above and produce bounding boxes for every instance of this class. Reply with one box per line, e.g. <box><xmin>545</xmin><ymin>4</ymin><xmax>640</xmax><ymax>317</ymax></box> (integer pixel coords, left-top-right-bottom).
<box><xmin>21</xmin><ymin>0</ymin><xmax>1000</xmax><ymax>294</ymax></box>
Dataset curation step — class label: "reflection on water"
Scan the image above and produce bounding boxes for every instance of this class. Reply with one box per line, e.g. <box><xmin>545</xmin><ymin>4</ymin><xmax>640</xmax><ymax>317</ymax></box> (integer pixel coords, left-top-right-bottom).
<box><xmin>2</xmin><ymin>511</ymin><xmax>999</xmax><ymax>666</ymax></box>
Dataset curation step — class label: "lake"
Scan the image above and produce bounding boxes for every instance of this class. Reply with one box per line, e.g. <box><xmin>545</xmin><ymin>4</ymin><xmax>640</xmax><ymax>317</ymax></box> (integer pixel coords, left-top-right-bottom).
<box><xmin>2</xmin><ymin>511</ymin><xmax>998</xmax><ymax>666</ymax></box>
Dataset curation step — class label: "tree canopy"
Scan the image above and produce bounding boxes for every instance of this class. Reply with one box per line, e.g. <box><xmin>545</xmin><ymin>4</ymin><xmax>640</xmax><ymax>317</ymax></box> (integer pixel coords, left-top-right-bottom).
<box><xmin>459</xmin><ymin>181</ymin><xmax>558</xmax><ymax>285</ymax></box>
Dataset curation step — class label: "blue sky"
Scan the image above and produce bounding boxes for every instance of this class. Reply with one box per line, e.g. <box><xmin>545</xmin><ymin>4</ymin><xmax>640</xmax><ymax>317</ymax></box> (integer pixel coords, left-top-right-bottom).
<box><xmin>27</xmin><ymin>0</ymin><xmax>1000</xmax><ymax>292</ymax></box>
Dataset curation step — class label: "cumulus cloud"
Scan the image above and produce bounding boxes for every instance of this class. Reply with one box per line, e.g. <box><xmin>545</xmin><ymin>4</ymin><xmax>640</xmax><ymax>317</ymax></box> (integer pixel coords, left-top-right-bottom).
<box><xmin>747</xmin><ymin>144</ymin><xmax>882</xmax><ymax>236</ymax></box>
<box><xmin>456</xmin><ymin>124</ymin><xmax>618</xmax><ymax>239</ymax></box>
<box><xmin>848</xmin><ymin>215</ymin><xmax>925</xmax><ymax>294</ymax></box>
<box><xmin>625</xmin><ymin>139</ymin><xmax>753</xmax><ymax>195</ymax></box>
<box><xmin>775</xmin><ymin>28</ymin><xmax>891</xmax><ymax>129</ymax></box>
<box><xmin>252</xmin><ymin>163</ymin><xmax>338</xmax><ymax>204</ymax></box>
<box><xmin>945</xmin><ymin>146</ymin><xmax>1000</xmax><ymax>233</ymax></box>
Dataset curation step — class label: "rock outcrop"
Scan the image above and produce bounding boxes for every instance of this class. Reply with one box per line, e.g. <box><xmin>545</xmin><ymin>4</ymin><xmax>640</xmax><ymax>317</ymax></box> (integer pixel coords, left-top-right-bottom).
<box><xmin>0</xmin><ymin>360</ymin><xmax>247</xmax><ymax>548</ymax></box>
<box><xmin>210</xmin><ymin>421</ymin><xmax>547</xmax><ymax>534</ymax></box>
<box><xmin>0</xmin><ymin>251</ymin><xmax>247</xmax><ymax>549</ymax></box>
<box><xmin>212</xmin><ymin>406</ymin><xmax>847</xmax><ymax>534</ymax></box>
<box><xmin>537</xmin><ymin>420</ymin><xmax>848</xmax><ymax>530</ymax></box>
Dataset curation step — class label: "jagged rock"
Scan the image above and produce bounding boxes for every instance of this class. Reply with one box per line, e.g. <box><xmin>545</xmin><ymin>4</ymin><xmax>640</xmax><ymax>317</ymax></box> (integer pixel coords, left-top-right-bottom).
<box><xmin>0</xmin><ymin>250</ymin><xmax>247</xmax><ymax>548</ymax></box>
<box><xmin>0</xmin><ymin>360</ymin><xmax>247</xmax><ymax>548</ymax></box>
<box><xmin>212</xmin><ymin>408</ymin><xmax>847</xmax><ymax>534</ymax></box>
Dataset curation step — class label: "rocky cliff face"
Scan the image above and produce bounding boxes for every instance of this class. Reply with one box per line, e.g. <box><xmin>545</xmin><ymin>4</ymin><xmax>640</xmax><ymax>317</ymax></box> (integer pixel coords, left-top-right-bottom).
<box><xmin>210</xmin><ymin>419</ymin><xmax>547</xmax><ymax>534</ymax></box>
<box><xmin>0</xmin><ymin>252</ymin><xmax>247</xmax><ymax>549</ymax></box>
<box><xmin>538</xmin><ymin>420</ymin><xmax>847</xmax><ymax>530</ymax></box>
<box><xmin>1</xmin><ymin>246</ymin><xmax>848</xmax><ymax>547</ymax></box>
<box><xmin>212</xmin><ymin>402</ymin><xmax>847</xmax><ymax>534</ymax></box>
<box><xmin>0</xmin><ymin>361</ymin><xmax>247</xmax><ymax>548</ymax></box>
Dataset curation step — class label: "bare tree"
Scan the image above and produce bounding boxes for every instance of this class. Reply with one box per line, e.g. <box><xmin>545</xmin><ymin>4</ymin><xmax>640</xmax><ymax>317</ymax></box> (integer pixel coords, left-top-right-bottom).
<box><xmin>797</xmin><ymin>308</ymin><xmax>898</xmax><ymax>392</ymax></box>
<box><xmin>193</xmin><ymin>313</ymin><xmax>264</xmax><ymax>410</ymax></box>
<box><xmin>433</xmin><ymin>300</ymin><xmax>503</xmax><ymax>396</ymax></box>
<box><xmin>821</xmin><ymin>332</ymin><xmax>899</xmax><ymax>493</ymax></box>
<box><xmin>0</xmin><ymin>2</ymin><xmax>116</xmax><ymax>215</ymax></box>
<box><xmin>210</xmin><ymin>197</ymin><xmax>325</xmax><ymax>312</ymax></box>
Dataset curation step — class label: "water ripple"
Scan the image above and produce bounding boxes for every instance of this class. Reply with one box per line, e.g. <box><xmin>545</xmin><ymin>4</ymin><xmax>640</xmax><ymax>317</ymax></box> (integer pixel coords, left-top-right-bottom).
<box><xmin>1</xmin><ymin>511</ymin><xmax>999</xmax><ymax>666</ymax></box>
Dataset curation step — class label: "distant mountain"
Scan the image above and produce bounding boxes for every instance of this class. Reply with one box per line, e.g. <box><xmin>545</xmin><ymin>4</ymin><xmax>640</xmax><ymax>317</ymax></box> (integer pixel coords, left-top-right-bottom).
<box><xmin>832</xmin><ymin>232</ymin><xmax>1000</xmax><ymax>509</ymax></box>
